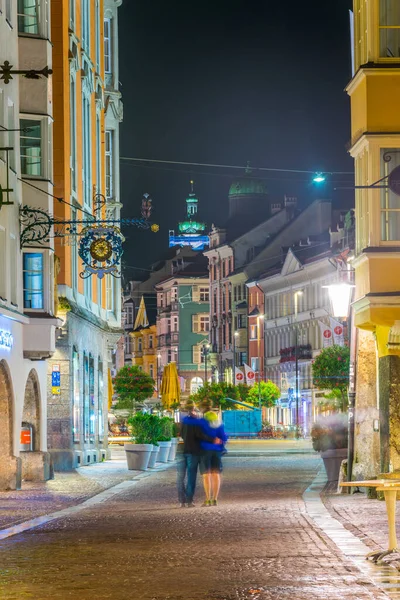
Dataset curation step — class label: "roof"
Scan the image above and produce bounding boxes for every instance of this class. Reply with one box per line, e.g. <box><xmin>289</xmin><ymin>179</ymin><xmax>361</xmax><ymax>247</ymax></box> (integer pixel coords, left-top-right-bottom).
<box><xmin>228</xmin><ymin>177</ymin><xmax>268</xmax><ymax>198</ymax></box>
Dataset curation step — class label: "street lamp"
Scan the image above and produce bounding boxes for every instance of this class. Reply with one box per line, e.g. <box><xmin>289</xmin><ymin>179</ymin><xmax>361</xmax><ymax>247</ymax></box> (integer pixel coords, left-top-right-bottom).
<box><xmin>202</xmin><ymin>344</ymin><xmax>210</xmax><ymax>383</ymax></box>
<box><xmin>323</xmin><ymin>283</ymin><xmax>354</xmax><ymax>318</ymax></box>
<box><xmin>294</xmin><ymin>291</ymin><xmax>303</xmax><ymax>439</ymax></box>
<box><xmin>233</xmin><ymin>331</ymin><xmax>239</xmax><ymax>368</ymax></box>
<box><xmin>257</xmin><ymin>314</ymin><xmax>264</xmax><ymax>408</ymax></box>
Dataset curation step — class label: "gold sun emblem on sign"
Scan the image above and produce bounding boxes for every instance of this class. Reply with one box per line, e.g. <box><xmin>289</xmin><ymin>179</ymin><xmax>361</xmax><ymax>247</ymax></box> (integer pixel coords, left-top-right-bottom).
<box><xmin>151</xmin><ymin>223</ymin><xmax>160</xmax><ymax>232</ymax></box>
<box><xmin>90</xmin><ymin>238</ymin><xmax>113</xmax><ymax>261</ymax></box>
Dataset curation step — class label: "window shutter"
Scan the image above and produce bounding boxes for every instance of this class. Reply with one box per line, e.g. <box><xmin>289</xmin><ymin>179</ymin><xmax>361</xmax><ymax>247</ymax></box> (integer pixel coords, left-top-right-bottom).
<box><xmin>192</xmin><ymin>285</ymin><xmax>199</xmax><ymax>302</ymax></box>
<box><xmin>192</xmin><ymin>314</ymin><xmax>199</xmax><ymax>332</ymax></box>
<box><xmin>193</xmin><ymin>345</ymin><xmax>200</xmax><ymax>364</ymax></box>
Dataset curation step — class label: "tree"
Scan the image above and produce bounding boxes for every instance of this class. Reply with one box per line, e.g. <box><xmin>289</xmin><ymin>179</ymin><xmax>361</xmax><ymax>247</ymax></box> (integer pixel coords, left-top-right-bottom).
<box><xmin>312</xmin><ymin>345</ymin><xmax>350</xmax><ymax>412</ymax></box>
<box><xmin>113</xmin><ymin>365</ymin><xmax>155</xmax><ymax>412</ymax></box>
<box><xmin>246</xmin><ymin>380</ymin><xmax>280</xmax><ymax>407</ymax></box>
<box><xmin>190</xmin><ymin>382</ymin><xmax>239</xmax><ymax>409</ymax></box>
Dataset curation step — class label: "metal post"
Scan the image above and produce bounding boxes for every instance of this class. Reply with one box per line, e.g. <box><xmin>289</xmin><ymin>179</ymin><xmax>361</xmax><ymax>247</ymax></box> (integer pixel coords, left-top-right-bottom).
<box><xmin>157</xmin><ymin>353</ymin><xmax>161</xmax><ymax>397</ymax></box>
<box><xmin>205</xmin><ymin>348</ymin><xmax>208</xmax><ymax>383</ymax></box>
<box><xmin>233</xmin><ymin>333</ymin><xmax>236</xmax><ymax>369</ymax></box>
<box><xmin>258</xmin><ymin>316</ymin><xmax>261</xmax><ymax>408</ymax></box>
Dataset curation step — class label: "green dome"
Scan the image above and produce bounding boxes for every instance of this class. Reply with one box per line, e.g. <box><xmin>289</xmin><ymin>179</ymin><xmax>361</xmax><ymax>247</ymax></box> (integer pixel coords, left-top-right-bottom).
<box><xmin>228</xmin><ymin>178</ymin><xmax>268</xmax><ymax>197</ymax></box>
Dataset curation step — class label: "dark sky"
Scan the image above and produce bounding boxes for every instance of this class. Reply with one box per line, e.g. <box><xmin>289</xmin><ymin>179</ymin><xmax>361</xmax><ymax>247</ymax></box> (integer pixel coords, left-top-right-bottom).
<box><xmin>118</xmin><ymin>0</ymin><xmax>354</xmax><ymax>277</ymax></box>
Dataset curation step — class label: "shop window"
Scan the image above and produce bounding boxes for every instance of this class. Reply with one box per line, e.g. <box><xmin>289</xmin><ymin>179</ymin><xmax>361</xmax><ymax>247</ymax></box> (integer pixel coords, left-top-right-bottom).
<box><xmin>73</xmin><ymin>348</ymin><xmax>80</xmax><ymax>442</ymax></box>
<box><xmin>20</xmin><ymin>119</ymin><xmax>42</xmax><ymax>176</ymax></box>
<box><xmin>380</xmin><ymin>0</ymin><xmax>400</xmax><ymax>57</ymax></box>
<box><xmin>23</xmin><ymin>252</ymin><xmax>43</xmax><ymax>309</ymax></box>
<box><xmin>83</xmin><ymin>354</ymin><xmax>89</xmax><ymax>442</ymax></box>
<box><xmin>18</xmin><ymin>0</ymin><xmax>39</xmax><ymax>34</ymax></box>
<box><xmin>98</xmin><ymin>360</ymin><xmax>104</xmax><ymax>441</ymax></box>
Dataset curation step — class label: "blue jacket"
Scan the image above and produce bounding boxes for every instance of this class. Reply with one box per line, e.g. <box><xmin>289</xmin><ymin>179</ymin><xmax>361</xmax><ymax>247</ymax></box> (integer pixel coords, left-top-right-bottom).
<box><xmin>180</xmin><ymin>416</ymin><xmax>216</xmax><ymax>455</ymax></box>
<box><xmin>200</xmin><ymin>423</ymin><xmax>228</xmax><ymax>452</ymax></box>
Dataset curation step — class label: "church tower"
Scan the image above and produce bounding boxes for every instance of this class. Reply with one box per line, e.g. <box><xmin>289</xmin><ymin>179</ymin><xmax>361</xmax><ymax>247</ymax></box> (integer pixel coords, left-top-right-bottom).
<box><xmin>169</xmin><ymin>181</ymin><xmax>210</xmax><ymax>250</ymax></box>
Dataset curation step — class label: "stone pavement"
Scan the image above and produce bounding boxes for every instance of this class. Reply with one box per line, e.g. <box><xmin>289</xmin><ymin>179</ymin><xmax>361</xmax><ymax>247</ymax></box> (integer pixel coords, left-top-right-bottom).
<box><xmin>0</xmin><ymin>451</ymin><xmax>141</xmax><ymax>530</ymax></box>
<box><xmin>0</xmin><ymin>453</ymin><xmax>391</xmax><ymax>600</ymax></box>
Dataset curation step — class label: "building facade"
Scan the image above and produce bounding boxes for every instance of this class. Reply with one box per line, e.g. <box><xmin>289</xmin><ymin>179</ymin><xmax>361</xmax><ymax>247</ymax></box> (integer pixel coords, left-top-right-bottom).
<box><xmin>155</xmin><ymin>261</ymin><xmax>210</xmax><ymax>398</ymax></box>
<box><xmin>47</xmin><ymin>0</ymin><xmax>122</xmax><ymax>470</ymax></box>
<box><xmin>348</xmin><ymin>0</ymin><xmax>400</xmax><ymax>477</ymax></box>
<box><xmin>131</xmin><ymin>296</ymin><xmax>158</xmax><ymax>396</ymax></box>
<box><xmin>0</xmin><ymin>0</ymin><xmax>59</xmax><ymax>490</ymax></box>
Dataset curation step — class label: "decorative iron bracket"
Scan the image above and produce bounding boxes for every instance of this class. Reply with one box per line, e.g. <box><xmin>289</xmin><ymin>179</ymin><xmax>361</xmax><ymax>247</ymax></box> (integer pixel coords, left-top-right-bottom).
<box><xmin>0</xmin><ymin>61</ymin><xmax>52</xmax><ymax>84</ymax></box>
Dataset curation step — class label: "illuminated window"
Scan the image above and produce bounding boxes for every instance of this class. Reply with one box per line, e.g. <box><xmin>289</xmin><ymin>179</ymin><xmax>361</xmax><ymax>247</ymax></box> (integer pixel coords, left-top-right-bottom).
<box><xmin>190</xmin><ymin>376</ymin><xmax>203</xmax><ymax>394</ymax></box>
<box><xmin>380</xmin><ymin>0</ymin><xmax>400</xmax><ymax>57</ymax></box>
<box><xmin>23</xmin><ymin>253</ymin><xmax>43</xmax><ymax>309</ymax></box>
<box><xmin>250</xmin><ymin>324</ymin><xmax>258</xmax><ymax>340</ymax></box>
<box><xmin>72</xmin><ymin>347</ymin><xmax>80</xmax><ymax>442</ymax></box>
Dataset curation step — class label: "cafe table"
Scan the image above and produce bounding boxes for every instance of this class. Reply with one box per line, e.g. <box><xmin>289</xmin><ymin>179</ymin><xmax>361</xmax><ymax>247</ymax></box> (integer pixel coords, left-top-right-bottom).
<box><xmin>340</xmin><ymin>479</ymin><xmax>400</xmax><ymax>563</ymax></box>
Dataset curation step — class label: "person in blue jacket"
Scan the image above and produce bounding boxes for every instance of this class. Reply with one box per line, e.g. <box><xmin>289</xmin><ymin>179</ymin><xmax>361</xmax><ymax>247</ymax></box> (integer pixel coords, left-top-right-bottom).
<box><xmin>200</xmin><ymin>410</ymin><xmax>228</xmax><ymax>506</ymax></box>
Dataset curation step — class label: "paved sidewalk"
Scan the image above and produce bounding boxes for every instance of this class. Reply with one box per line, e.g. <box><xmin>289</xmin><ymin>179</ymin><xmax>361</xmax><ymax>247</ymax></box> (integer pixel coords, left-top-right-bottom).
<box><xmin>0</xmin><ymin>451</ymin><xmax>142</xmax><ymax>530</ymax></box>
<box><xmin>323</xmin><ymin>488</ymin><xmax>400</xmax><ymax>564</ymax></box>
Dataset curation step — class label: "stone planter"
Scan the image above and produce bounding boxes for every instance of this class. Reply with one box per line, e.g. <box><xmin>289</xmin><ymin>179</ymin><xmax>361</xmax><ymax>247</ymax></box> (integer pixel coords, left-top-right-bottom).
<box><xmin>124</xmin><ymin>443</ymin><xmax>153</xmax><ymax>471</ymax></box>
<box><xmin>168</xmin><ymin>438</ymin><xmax>178</xmax><ymax>462</ymax></box>
<box><xmin>148</xmin><ymin>445</ymin><xmax>160</xmax><ymax>468</ymax></box>
<box><xmin>321</xmin><ymin>448</ymin><xmax>348</xmax><ymax>483</ymax></box>
<box><xmin>157</xmin><ymin>440</ymin><xmax>172</xmax><ymax>463</ymax></box>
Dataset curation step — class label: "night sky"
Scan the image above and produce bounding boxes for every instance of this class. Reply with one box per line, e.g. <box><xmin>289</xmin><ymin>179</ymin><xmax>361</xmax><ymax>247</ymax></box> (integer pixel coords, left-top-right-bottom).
<box><xmin>118</xmin><ymin>0</ymin><xmax>354</xmax><ymax>278</ymax></box>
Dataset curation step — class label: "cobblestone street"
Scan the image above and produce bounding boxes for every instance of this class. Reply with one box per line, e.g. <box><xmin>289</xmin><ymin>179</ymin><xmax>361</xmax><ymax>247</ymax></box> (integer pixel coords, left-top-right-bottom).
<box><xmin>0</xmin><ymin>455</ymin><xmax>390</xmax><ymax>600</ymax></box>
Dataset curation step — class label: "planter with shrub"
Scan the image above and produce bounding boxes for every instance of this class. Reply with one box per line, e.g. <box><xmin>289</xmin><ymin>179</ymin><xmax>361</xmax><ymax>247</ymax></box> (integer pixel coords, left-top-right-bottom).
<box><xmin>125</xmin><ymin>413</ymin><xmax>160</xmax><ymax>471</ymax></box>
<box><xmin>157</xmin><ymin>417</ymin><xmax>173</xmax><ymax>463</ymax></box>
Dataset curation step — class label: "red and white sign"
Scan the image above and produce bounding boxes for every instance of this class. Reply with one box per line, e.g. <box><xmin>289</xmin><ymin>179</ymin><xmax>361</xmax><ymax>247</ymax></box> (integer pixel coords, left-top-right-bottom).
<box><xmin>234</xmin><ymin>367</ymin><xmax>244</xmax><ymax>384</ymax></box>
<box><xmin>330</xmin><ymin>317</ymin><xmax>344</xmax><ymax>346</ymax></box>
<box><xmin>244</xmin><ymin>364</ymin><xmax>256</xmax><ymax>385</ymax></box>
<box><xmin>318</xmin><ymin>321</ymin><xmax>333</xmax><ymax>347</ymax></box>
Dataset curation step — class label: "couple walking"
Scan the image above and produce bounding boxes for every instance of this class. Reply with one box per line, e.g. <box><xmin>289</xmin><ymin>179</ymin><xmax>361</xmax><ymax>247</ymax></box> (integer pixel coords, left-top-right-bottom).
<box><xmin>177</xmin><ymin>401</ymin><xmax>228</xmax><ymax>507</ymax></box>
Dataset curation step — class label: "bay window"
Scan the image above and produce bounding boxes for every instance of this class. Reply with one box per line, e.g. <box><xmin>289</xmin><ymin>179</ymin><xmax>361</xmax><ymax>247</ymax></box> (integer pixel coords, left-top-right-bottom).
<box><xmin>20</xmin><ymin>119</ymin><xmax>42</xmax><ymax>177</ymax></box>
<box><xmin>23</xmin><ymin>252</ymin><xmax>44</xmax><ymax>310</ymax></box>
<box><xmin>18</xmin><ymin>0</ymin><xmax>39</xmax><ymax>34</ymax></box>
<box><xmin>381</xmin><ymin>148</ymin><xmax>400</xmax><ymax>241</ymax></box>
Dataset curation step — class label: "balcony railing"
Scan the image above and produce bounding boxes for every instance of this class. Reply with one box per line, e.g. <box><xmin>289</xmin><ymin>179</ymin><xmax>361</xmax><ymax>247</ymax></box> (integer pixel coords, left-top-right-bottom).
<box><xmin>279</xmin><ymin>344</ymin><xmax>312</xmax><ymax>363</ymax></box>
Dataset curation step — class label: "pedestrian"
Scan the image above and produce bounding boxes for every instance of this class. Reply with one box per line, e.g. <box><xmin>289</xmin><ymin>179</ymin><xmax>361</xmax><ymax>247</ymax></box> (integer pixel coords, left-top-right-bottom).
<box><xmin>177</xmin><ymin>401</ymin><xmax>218</xmax><ymax>508</ymax></box>
<box><xmin>200</xmin><ymin>410</ymin><xmax>228</xmax><ymax>506</ymax></box>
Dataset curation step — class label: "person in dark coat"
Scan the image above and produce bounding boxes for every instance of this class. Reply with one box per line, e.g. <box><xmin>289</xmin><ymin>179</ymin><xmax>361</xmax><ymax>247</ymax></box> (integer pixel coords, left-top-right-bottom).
<box><xmin>177</xmin><ymin>401</ymin><xmax>218</xmax><ymax>507</ymax></box>
<box><xmin>199</xmin><ymin>411</ymin><xmax>228</xmax><ymax>506</ymax></box>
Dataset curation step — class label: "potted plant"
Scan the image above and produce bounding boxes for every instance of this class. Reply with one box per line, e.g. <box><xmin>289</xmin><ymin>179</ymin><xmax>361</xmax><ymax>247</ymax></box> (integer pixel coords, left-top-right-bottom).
<box><xmin>168</xmin><ymin>421</ymin><xmax>180</xmax><ymax>462</ymax></box>
<box><xmin>157</xmin><ymin>417</ymin><xmax>173</xmax><ymax>463</ymax></box>
<box><xmin>311</xmin><ymin>413</ymin><xmax>348</xmax><ymax>482</ymax></box>
<box><xmin>125</xmin><ymin>413</ymin><xmax>155</xmax><ymax>471</ymax></box>
<box><xmin>147</xmin><ymin>415</ymin><xmax>163</xmax><ymax>468</ymax></box>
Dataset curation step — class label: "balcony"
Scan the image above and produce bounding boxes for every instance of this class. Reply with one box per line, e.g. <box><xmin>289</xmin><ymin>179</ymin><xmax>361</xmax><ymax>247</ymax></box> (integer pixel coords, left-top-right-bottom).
<box><xmin>279</xmin><ymin>345</ymin><xmax>312</xmax><ymax>363</ymax></box>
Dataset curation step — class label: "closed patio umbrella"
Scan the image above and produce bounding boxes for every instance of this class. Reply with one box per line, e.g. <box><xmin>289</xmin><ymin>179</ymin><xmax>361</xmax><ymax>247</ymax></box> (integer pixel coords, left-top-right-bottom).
<box><xmin>160</xmin><ymin>362</ymin><xmax>180</xmax><ymax>410</ymax></box>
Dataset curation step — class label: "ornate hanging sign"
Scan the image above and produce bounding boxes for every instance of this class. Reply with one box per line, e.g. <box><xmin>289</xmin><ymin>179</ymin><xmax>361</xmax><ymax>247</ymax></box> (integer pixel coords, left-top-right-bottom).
<box><xmin>78</xmin><ymin>225</ymin><xmax>124</xmax><ymax>279</ymax></box>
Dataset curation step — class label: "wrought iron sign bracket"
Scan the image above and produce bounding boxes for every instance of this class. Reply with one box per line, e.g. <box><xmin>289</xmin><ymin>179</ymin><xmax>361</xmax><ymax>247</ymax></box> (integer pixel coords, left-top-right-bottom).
<box><xmin>0</xmin><ymin>61</ymin><xmax>53</xmax><ymax>84</ymax></box>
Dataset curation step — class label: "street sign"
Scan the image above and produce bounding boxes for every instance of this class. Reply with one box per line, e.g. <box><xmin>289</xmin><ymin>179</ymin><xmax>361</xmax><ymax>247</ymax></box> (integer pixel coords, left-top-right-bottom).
<box><xmin>52</xmin><ymin>386</ymin><xmax>61</xmax><ymax>395</ymax></box>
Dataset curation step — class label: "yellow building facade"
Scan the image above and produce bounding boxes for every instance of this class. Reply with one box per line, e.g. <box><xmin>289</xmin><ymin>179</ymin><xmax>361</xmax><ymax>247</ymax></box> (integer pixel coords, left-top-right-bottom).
<box><xmin>131</xmin><ymin>297</ymin><xmax>158</xmax><ymax>396</ymax></box>
<box><xmin>48</xmin><ymin>0</ymin><xmax>122</xmax><ymax>470</ymax></box>
<box><xmin>349</xmin><ymin>0</ymin><xmax>400</xmax><ymax>475</ymax></box>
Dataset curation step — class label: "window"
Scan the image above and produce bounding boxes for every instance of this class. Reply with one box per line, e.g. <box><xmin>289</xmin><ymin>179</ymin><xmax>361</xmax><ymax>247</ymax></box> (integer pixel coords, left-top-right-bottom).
<box><xmin>234</xmin><ymin>286</ymin><xmax>237</xmax><ymax>302</ymax></box>
<box><xmin>106</xmin><ymin>276</ymin><xmax>114</xmax><ymax>312</ymax></box>
<box><xmin>126</xmin><ymin>304</ymin><xmax>133</xmax><ymax>325</ymax></box>
<box><xmin>149</xmin><ymin>363</ymin><xmax>154</xmax><ymax>379</ymax></box>
<box><xmin>380</xmin><ymin>0</ymin><xmax>400</xmax><ymax>57</ymax></box>
<box><xmin>6</xmin><ymin>0</ymin><xmax>11</xmax><ymax>24</ymax></box>
<box><xmin>238</xmin><ymin>352</ymin><xmax>247</xmax><ymax>366</ymax></box>
<box><xmin>71</xmin><ymin>208</ymin><xmax>78</xmax><ymax>293</ymax></box>
<box><xmin>149</xmin><ymin>335</ymin><xmax>153</xmax><ymax>349</ymax></box>
<box><xmin>20</xmin><ymin>120</ymin><xmax>42</xmax><ymax>176</ymax></box>
<box><xmin>10</xmin><ymin>235</ymin><xmax>17</xmax><ymax>305</ymax></box>
<box><xmin>89</xmin><ymin>356</ymin><xmax>95</xmax><ymax>441</ymax></box>
<box><xmin>69</xmin><ymin>0</ymin><xmax>75</xmax><ymax>29</ymax></box>
<box><xmin>83</xmin><ymin>354</ymin><xmax>89</xmax><ymax>442</ymax></box>
<box><xmin>250</xmin><ymin>323</ymin><xmax>258</xmax><ymax>340</ymax></box>
<box><xmin>95</xmin><ymin>0</ymin><xmax>101</xmax><ymax>72</ymax></box>
<box><xmin>72</xmin><ymin>348</ymin><xmax>80</xmax><ymax>442</ymax></box>
<box><xmin>222</xmin><ymin>261</ymin><xmax>226</xmax><ymax>278</ymax></box>
<box><xmin>237</xmin><ymin>313</ymin><xmax>245</xmax><ymax>329</ymax></box>
<box><xmin>125</xmin><ymin>335</ymin><xmax>130</xmax><ymax>354</ymax></box>
<box><xmin>192</xmin><ymin>345</ymin><xmax>203</xmax><ymax>365</ymax></box>
<box><xmin>192</xmin><ymin>313</ymin><xmax>210</xmax><ymax>333</ymax></box>
<box><xmin>98</xmin><ymin>360</ymin><xmax>104</xmax><ymax>441</ymax></box>
<box><xmin>81</xmin><ymin>0</ymin><xmax>90</xmax><ymax>52</ymax></box>
<box><xmin>251</xmin><ymin>357</ymin><xmax>259</xmax><ymax>372</ymax></box>
<box><xmin>18</xmin><ymin>0</ymin><xmax>39</xmax><ymax>33</ymax></box>
<box><xmin>381</xmin><ymin>149</ymin><xmax>400</xmax><ymax>240</ymax></box>
<box><xmin>70</xmin><ymin>79</ymin><xmax>77</xmax><ymax>192</ymax></box>
<box><xmin>96</xmin><ymin>113</ymin><xmax>101</xmax><ymax>202</ymax></box>
<box><xmin>105</xmin><ymin>130</ymin><xmax>113</xmax><ymax>198</ymax></box>
<box><xmin>190</xmin><ymin>376</ymin><xmax>203</xmax><ymax>394</ymax></box>
<box><xmin>104</xmin><ymin>17</ymin><xmax>112</xmax><ymax>74</ymax></box>
<box><xmin>173</xmin><ymin>316</ymin><xmax>178</xmax><ymax>332</ymax></box>
<box><xmin>82</xmin><ymin>96</ymin><xmax>91</xmax><ymax>205</ymax></box>
<box><xmin>23</xmin><ymin>253</ymin><xmax>43</xmax><ymax>309</ymax></box>
<box><xmin>0</xmin><ymin>228</ymin><xmax>5</xmax><ymax>300</ymax></box>
<box><xmin>138</xmin><ymin>338</ymin><xmax>142</xmax><ymax>352</ymax></box>
<box><xmin>199</xmin><ymin>287</ymin><xmax>209</xmax><ymax>302</ymax></box>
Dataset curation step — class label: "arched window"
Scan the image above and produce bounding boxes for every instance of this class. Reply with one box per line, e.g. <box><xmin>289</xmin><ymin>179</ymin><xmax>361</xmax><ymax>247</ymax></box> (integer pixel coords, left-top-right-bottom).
<box><xmin>190</xmin><ymin>377</ymin><xmax>203</xmax><ymax>395</ymax></box>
